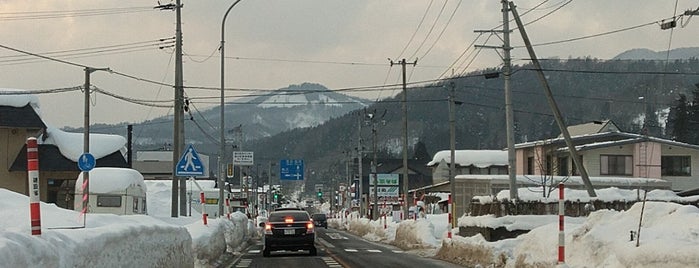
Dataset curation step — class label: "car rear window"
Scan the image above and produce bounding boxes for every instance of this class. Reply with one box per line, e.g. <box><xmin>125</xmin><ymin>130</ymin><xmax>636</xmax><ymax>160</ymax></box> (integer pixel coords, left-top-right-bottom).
<box><xmin>269</xmin><ymin>211</ymin><xmax>310</xmax><ymax>222</ymax></box>
<box><xmin>312</xmin><ymin>214</ymin><xmax>326</xmax><ymax>220</ymax></box>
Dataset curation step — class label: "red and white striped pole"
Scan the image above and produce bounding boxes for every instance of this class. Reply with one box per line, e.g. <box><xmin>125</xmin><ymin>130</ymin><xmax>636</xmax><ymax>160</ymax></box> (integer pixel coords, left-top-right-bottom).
<box><xmin>200</xmin><ymin>192</ymin><xmax>207</xmax><ymax>226</ymax></box>
<box><xmin>383</xmin><ymin>199</ymin><xmax>387</xmax><ymax>229</ymax></box>
<box><xmin>447</xmin><ymin>193</ymin><xmax>452</xmax><ymax>239</ymax></box>
<box><xmin>225</xmin><ymin>196</ymin><xmax>231</xmax><ymax>219</ymax></box>
<box><xmin>26</xmin><ymin>138</ymin><xmax>41</xmax><ymax>236</ymax></box>
<box><xmin>558</xmin><ymin>183</ymin><xmax>565</xmax><ymax>264</ymax></box>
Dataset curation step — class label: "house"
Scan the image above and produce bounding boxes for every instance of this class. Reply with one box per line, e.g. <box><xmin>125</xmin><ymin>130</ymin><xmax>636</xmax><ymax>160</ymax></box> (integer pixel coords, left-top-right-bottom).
<box><xmin>515</xmin><ymin>120</ymin><xmax>699</xmax><ymax>192</ymax></box>
<box><xmin>427</xmin><ymin>150</ymin><xmax>508</xmax><ymax>184</ymax></box>
<box><xmin>1</xmin><ymin>89</ymin><xmax>128</xmax><ymax>209</ymax></box>
<box><xmin>132</xmin><ymin>150</ymin><xmax>210</xmax><ymax>180</ymax></box>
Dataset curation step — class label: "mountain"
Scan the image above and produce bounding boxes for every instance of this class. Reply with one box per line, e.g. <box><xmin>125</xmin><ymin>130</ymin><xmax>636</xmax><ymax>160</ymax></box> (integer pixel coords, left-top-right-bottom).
<box><xmin>75</xmin><ymin>83</ymin><xmax>369</xmax><ymax>155</ymax></box>
<box><xmin>613</xmin><ymin>47</ymin><xmax>699</xmax><ymax>60</ymax></box>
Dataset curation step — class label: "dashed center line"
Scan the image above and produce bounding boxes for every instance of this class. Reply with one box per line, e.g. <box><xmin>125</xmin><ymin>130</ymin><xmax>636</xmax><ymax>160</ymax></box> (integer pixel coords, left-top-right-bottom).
<box><xmin>366</xmin><ymin>249</ymin><xmax>382</xmax><ymax>253</ymax></box>
<box><xmin>235</xmin><ymin>259</ymin><xmax>252</xmax><ymax>268</ymax></box>
<box><xmin>248</xmin><ymin>249</ymin><xmax>260</xmax><ymax>254</ymax></box>
<box><xmin>344</xmin><ymin>249</ymin><xmax>359</xmax><ymax>252</ymax></box>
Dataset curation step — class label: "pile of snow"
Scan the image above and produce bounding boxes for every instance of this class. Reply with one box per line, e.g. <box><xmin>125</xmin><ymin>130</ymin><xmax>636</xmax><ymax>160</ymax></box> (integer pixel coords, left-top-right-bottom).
<box><xmin>75</xmin><ymin>167</ymin><xmax>145</xmax><ymax>194</ymax></box>
<box><xmin>427</xmin><ymin>150</ymin><xmax>507</xmax><ymax>167</ymax></box>
<box><xmin>0</xmin><ymin>180</ymin><xmax>255</xmax><ymax>267</ymax></box>
<box><xmin>39</xmin><ymin>126</ymin><xmax>126</xmax><ymax>162</ymax></box>
<box><xmin>330</xmin><ymin>187</ymin><xmax>699</xmax><ymax>267</ymax></box>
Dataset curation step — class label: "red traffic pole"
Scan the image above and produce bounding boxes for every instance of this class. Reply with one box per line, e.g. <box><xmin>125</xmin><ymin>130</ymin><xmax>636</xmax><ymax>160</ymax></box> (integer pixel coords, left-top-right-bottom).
<box><xmin>225</xmin><ymin>197</ymin><xmax>230</xmax><ymax>219</ymax></box>
<box><xmin>200</xmin><ymin>192</ymin><xmax>207</xmax><ymax>226</ymax></box>
<box><xmin>558</xmin><ymin>183</ymin><xmax>565</xmax><ymax>264</ymax></box>
<box><xmin>27</xmin><ymin>138</ymin><xmax>41</xmax><ymax>236</ymax></box>
<box><xmin>447</xmin><ymin>193</ymin><xmax>452</xmax><ymax>239</ymax></box>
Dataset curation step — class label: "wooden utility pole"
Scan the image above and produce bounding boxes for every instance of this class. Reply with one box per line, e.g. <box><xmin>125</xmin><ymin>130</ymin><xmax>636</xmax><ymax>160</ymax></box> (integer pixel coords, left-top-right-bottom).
<box><xmin>390</xmin><ymin>58</ymin><xmax>416</xmax><ymax>219</ymax></box>
<box><xmin>475</xmin><ymin>0</ymin><xmax>517</xmax><ymax>201</ymax></box>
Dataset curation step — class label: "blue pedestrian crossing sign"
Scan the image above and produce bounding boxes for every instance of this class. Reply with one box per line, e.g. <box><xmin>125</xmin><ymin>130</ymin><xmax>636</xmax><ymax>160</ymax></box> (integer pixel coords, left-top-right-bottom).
<box><xmin>175</xmin><ymin>144</ymin><xmax>205</xmax><ymax>177</ymax></box>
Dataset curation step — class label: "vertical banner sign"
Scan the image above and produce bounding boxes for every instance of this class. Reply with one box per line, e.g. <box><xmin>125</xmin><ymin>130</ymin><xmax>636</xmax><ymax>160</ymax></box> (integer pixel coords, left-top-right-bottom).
<box><xmin>26</xmin><ymin>138</ymin><xmax>41</xmax><ymax>236</ymax></box>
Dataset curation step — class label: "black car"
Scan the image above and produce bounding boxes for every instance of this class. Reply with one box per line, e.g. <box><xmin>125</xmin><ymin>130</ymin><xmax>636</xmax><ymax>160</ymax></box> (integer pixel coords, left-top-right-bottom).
<box><xmin>311</xmin><ymin>213</ymin><xmax>327</xmax><ymax>228</ymax></box>
<box><xmin>262</xmin><ymin>210</ymin><xmax>317</xmax><ymax>257</ymax></box>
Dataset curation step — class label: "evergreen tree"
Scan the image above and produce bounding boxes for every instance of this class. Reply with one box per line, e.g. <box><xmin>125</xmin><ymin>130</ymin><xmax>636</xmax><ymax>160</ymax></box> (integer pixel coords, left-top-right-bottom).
<box><xmin>667</xmin><ymin>94</ymin><xmax>689</xmax><ymax>142</ymax></box>
<box><xmin>412</xmin><ymin>141</ymin><xmax>431</xmax><ymax>161</ymax></box>
<box><xmin>688</xmin><ymin>84</ymin><xmax>699</xmax><ymax>144</ymax></box>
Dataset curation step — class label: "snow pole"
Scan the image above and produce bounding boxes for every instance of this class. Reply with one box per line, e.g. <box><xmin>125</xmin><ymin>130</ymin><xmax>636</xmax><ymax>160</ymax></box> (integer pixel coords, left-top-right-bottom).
<box><xmin>188</xmin><ymin>177</ymin><xmax>207</xmax><ymax>225</ymax></box>
<box><xmin>558</xmin><ymin>183</ymin><xmax>565</xmax><ymax>264</ymax></box>
<box><xmin>26</xmin><ymin>138</ymin><xmax>41</xmax><ymax>236</ymax></box>
<box><xmin>225</xmin><ymin>196</ymin><xmax>230</xmax><ymax>219</ymax></box>
<box><xmin>200</xmin><ymin>191</ymin><xmax>207</xmax><ymax>225</ymax></box>
<box><xmin>447</xmin><ymin>193</ymin><xmax>452</xmax><ymax>239</ymax></box>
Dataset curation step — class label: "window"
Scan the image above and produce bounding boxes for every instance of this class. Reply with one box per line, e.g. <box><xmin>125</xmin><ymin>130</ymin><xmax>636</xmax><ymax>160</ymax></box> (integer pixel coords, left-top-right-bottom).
<box><xmin>527</xmin><ymin>157</ymin><xmax>534</xmax><ymax>175</ymax></box>
<box><xmin>572</xmin><ymin>156</ymin><xmax>582</xmax><ymax>175</ymax></box>
<box><xmin>557</xmin><ymin>156</ymin><xmax>569</xmax><ymax>176</ymax></box>
<box><xmin>545</xmin><ymin>155</ymin><xmax>553</xmax><ymax>175</ymax></box>
<box><xmin>600</xmin><ymin>155</ymin><xmax>632</xmax><ymax>175</ymax></box>
<box><xmin>662</xmin><ymin>156</ymin><xmax>691</xmax><ymax>176</ymax></box>
<box><xmin>97</xmin><ymin>195</ymin><xmax>122</xmax><ymax>207</ymax></box>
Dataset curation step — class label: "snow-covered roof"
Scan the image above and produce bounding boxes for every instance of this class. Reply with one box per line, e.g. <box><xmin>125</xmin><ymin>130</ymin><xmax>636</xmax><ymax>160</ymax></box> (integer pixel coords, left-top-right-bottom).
<box><xmin>0</xmin><ymin>88</ymin><xmax>40</xmax><ymax>112</ymax></box>
<box><xmin>427</xmin><ymin>150</ymin><xmax>508</xmax><ymax>167</ymax></box>
<box><xmin>76</xmin><ymin>167</ymin><xmax>146</xmax><ymax>193</ymax></box>
<box><xmin>39</xmin><ymin>126</ymin><xmax>126</xmax><ymax>162</ymax></box>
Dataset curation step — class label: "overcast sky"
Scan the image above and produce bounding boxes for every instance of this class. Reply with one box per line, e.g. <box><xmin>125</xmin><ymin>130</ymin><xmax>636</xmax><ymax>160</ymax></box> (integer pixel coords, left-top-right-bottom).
<box><xmin>1</xmin><ymin>0</ymin><xmax>698</xmax><ymax>128</ymax></box>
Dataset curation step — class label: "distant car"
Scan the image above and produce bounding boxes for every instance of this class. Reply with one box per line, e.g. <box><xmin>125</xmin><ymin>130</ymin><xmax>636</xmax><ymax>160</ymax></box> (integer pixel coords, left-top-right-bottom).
<box><xmin>311</xmin><ymin>213</ymin><xmax>327</xmax><ymax>228</ymax></box>
<box><xmin>261</xmin><ymin>210</ymin><xmax>317</xmax><ymax>257</ymax></box>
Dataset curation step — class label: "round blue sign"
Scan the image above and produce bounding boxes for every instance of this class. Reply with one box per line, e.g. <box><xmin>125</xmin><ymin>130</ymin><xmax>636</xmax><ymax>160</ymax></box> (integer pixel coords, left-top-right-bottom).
<box><xmin>78</xmin><ymin>153</ymin><xmax>96</xmax><ymax>172</ymax></box>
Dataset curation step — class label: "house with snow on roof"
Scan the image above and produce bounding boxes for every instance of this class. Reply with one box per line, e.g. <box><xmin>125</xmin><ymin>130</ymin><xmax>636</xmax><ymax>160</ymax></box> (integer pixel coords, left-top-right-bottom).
<box><xmin>514</xmin><ymin>120</ymin><xmax>699</xmax><ymax>192</ymax></box>
<box><xmin>0</xmin><ymin>89</ymin><xmax>128</xmax><ymax>210</ymax></box>
<box><xmin>427</xmin><ymin>150</ymin><xmax>508</xmax><ymax>184</ymax></box>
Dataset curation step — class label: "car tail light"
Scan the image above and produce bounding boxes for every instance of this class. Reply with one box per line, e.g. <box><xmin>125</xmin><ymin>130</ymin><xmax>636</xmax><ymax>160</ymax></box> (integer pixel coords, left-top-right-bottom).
<box><xmin>306</xmin><ymin>222</ymin><xmax>315</xmax><ymax>233</ymax></box>
<box><xmin>264</xmin><ymin>222</ymin><xmax>272</xmax><ymax>235</ymax></box>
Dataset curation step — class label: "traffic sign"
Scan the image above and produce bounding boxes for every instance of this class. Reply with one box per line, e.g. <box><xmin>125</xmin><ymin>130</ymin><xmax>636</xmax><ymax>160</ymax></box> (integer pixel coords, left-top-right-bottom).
<box><xmin>232</xmin><ymin>151</ymin><xmax>254</xmax><ymax>166</ymax></box>
<box><xmin>78</xmin><ymin>153</ymin><xmax>96</xmax><ymax>172</ymax></box>
<box><xmin>175</xmin><ymin>144</ymin><xmax>205</xmax><ymax>176</ymax></box>
<box><xmin>279</xmin><ymin>159</ymin><xmax>304</xmax><ymax>180</ymax></box>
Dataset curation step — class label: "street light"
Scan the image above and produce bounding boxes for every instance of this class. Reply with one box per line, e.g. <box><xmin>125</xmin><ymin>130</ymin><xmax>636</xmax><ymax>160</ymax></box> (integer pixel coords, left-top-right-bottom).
<box><xmin>220</xmin><ymin>0</ymin><xmax>244</xmax><ymax>216</ymax></box>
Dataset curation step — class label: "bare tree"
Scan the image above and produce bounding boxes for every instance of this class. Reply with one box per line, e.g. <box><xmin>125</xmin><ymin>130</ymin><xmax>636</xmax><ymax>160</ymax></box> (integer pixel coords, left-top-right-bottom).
<box><xmin>524</xmin><ymin>139</ymin><xmax>570</xmax><ymax>198</ymax></box>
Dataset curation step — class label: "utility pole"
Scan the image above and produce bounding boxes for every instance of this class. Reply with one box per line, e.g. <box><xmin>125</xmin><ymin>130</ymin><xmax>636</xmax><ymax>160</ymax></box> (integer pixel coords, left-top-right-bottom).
<box><xmin>448</xmin><ymin>82</ymin><xmax>457</xmax><ymax>229</ymax></box>
<box><xmin>156</xmin><ymin>0</ymin><xmax>184</xmax><ymax>218</ymax></box>
<box><xmin>475</xmin><ymin>0</ymin><xmax>518</xmax><ymax>201</ymax></box>
<box><xmin>356</xmin><ymin>113</ymin><xmax>364</xmax><ymax>217</ymax></box>
<box><xmin>82</xmin><ymin>66</ymin><xmax>109</xmax><ymax>225</ymax></box>
<box><xmin>509</xmin><ymin>2</ymin><xmax>596</xmax><ymax>197</ymax></box>
<box><xmin>390</xmin><ymin>58</ymin><xmax>416</xmax><ymax>219</ymax></box>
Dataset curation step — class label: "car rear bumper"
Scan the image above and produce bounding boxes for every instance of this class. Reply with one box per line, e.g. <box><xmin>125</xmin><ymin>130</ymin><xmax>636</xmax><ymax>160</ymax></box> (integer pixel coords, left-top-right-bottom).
<box><xmin>264</xmin><ymin>234</ymin><xmax>315</xmax><ymax>250</ymax></box>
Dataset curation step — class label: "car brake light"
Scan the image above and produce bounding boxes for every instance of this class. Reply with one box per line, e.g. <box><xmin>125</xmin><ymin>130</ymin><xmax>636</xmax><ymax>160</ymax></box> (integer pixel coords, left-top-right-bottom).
<box><xmin>264</xmin><ymin>223</ymin><xmax>272</xmax><ymax>235</ymax></box>
<box><xmin>284</xmin><ymin>218</ymin><xmax>294</xmax><ymax>223</ymax></box>
<box><xmin>306</xmin><ymin>222</ymin><xmax>314</xmax><ymax>233</ymax></box>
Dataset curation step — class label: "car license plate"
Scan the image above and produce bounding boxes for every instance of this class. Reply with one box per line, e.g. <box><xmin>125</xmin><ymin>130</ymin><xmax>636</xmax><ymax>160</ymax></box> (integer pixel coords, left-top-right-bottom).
<box><xmin>284</xmin><ymin>229</ymin><xmax>295</xmax><ymax>235</ymax></box>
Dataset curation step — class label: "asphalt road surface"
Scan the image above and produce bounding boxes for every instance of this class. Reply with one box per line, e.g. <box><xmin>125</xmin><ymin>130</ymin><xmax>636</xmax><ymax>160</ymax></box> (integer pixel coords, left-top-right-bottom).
<box><xmin>223</xmin><ymin>227</ymin><xmax>461</xmax><ymax>268</ymax></box>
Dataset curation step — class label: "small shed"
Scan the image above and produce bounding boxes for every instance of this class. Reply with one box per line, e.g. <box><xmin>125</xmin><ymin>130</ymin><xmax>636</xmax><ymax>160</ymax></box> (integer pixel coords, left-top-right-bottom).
<box><xmin>74</xmin><ymin>167</ymin><xmax>147</xmax><ymax>215</ymax></box>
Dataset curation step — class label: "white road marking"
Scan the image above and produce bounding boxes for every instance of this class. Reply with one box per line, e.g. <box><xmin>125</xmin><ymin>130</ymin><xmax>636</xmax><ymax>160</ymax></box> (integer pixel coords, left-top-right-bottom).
<box><xmin>344</xmin><ymin>249</ymin><xmax>358</xmax><ymax>252</ymax></box>
<box><xmin>327</xmin><ymin>232</ymin><xmax>348</xmax><ymax>240</ymax></box>
<box><xmin>317</xmin><ymin>237</ymin><xmax>335</xmax><ymax>248</ymax></box>
<box><xmin>235</xmin><ymin>259</ymin><xmax>252</xmax><ymax>268</ymax></box>
<box><xmin>392</xmin><ymin>250</ymin><xmax>404</xmax><ymax>253</ymax></box>
<box><xmin>366</xmin><ymin>249</ymin><xmax>382</xmax><ymax>253</ymax></box>
<box><xmin>248</xmin><ymin>249</ymin><xmax>260</xmax><ymax>254</ymax></box>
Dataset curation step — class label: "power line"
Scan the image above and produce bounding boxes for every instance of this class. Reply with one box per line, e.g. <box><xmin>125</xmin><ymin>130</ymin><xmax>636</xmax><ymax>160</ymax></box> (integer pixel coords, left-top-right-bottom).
<box><xmin>407</xmin><ymin>0</ymin><xmax>449</xmax><ymax>60</ymax></box>
<box><xmin>0</xmin><ymin>6</ymin><xmax>156</xmax><ymax>21</ymax></box>
<box><xmin>395</xmin><ymin>0</ymin><xmax>435</xmax><ymax>60</ymax></box>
